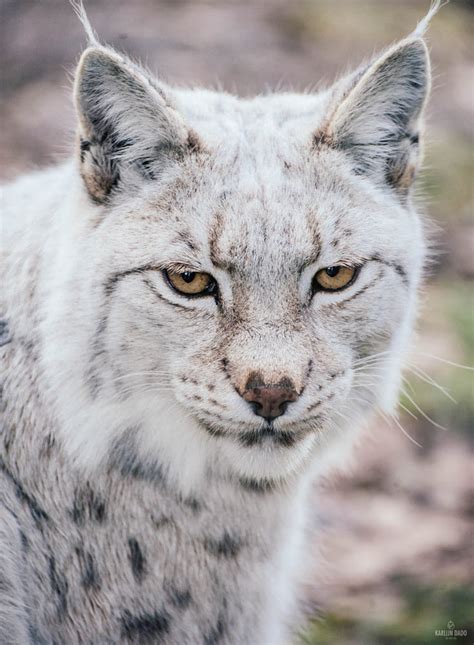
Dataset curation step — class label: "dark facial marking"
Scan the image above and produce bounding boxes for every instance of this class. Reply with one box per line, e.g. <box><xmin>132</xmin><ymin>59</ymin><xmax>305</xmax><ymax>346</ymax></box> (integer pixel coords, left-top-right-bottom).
<box><xmin>199</xmin><ymin>422</ymin><xmax>227</xmax><ymax>439</ymax></box>
<box><xmin>209</xmin><ymin>212</ymin><xmax>232</xmax><ymax>271</ymax></box>
<box><xmin>203</xmin><ymin>531</ymin><xmax>242</xmax><ymax>558</ymax></box>
<box><xmin>128</xmin><ymin>538</ymin><xmax>147</xmax><ymax>583</ymax></box>
<box><xmin>88</xmin><ymin>264</ymin><xmax>168</xmax><ymax>396</ymax></box>
<box><xmin>121</xmin><ymin>609</ymin><xmax>170</xmax><ymax>642</ymax></box>
<box><xmin>143</xmin><ymin>276</ymin><xmax>199</xmax><ymax>313</ymax></box>
<box><xmin>371</xmin><ymin>255</ymin><xmax>409</xmax><ymax>286</ymax></box>
<box><xmin>239</xmin><ymin>476</ymin><xmax>276</xmax><ymax>494</ymax></box>
<box><xmin>337</xmin><ymin>279</ymin><xmax>376</xmax><ymax>305</ymax></box>
<box><xmin>238</xmin><ymin>426</ymin><xmax>297</xmax><ymax>448</ymax></box>
<box><xmin>173</xmin><ymin>230</ymin><xmax>198</xmax><ymax>252</ymax></box>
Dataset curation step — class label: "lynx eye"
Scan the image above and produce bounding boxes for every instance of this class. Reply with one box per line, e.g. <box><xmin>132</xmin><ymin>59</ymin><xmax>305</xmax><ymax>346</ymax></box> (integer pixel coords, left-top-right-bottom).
<box><xmin>313</xmin><ymin>266</ymin><xmax>357</xmax><ymax>292</ymax></box>
<box><xmin>164</xmin><ymin>269</ymin><xmax>217</xmax><ymax>297</ymax></box>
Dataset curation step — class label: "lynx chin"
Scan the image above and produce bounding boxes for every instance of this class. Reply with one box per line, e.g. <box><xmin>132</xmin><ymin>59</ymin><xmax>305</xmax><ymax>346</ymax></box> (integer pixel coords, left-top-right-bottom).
<box><xmin>0</xmin><ymin>3</ymin><xmax>439</xmax><ymax>643</ymax></box>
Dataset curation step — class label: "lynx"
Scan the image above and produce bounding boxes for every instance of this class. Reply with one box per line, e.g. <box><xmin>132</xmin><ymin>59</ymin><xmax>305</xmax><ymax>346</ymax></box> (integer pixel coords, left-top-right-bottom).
<box><xmin>0</xmin><ymin>4</ymin><xmax>439</xmax><ymax>643</ymax></box>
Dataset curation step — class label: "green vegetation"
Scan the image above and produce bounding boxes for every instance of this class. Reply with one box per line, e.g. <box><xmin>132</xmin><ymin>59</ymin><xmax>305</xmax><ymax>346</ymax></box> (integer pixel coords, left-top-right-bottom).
<box><xmin>301</xmin><ymin>581</ymin><xmax>474</xmax><ymax>645</ymax></box>
<box><xmin>400</xmin><ymin>280</ymin><xmax>474</xmax><ymax>436</ymax></box>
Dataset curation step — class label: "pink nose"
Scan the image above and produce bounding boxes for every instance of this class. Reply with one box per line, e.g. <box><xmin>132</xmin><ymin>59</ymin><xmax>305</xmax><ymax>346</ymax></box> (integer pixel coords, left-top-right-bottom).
<box><xmin>242</xmin><ymin>373</ymin><xmax>299</xmax><ymax>422</ymax></box>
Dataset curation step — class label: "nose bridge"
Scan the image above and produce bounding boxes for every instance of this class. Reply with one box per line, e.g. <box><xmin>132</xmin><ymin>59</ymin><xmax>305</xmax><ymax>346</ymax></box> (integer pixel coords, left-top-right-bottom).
<box><xmin>227</xmin><ymin>321</ymin><xmax>307</xmax><ymax>396</ymax></box>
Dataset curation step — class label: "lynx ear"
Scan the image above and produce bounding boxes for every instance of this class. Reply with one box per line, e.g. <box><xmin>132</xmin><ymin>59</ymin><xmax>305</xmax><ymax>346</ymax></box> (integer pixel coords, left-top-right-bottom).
<box><xmin>316</xmin><ymin>38</ymin><xmax>430</xmax><ymax>196</ymax></box>
<box><xmin>74</xmin><ymin>47</ymin><xmax>198</xmax><ymax>203</ymax></box>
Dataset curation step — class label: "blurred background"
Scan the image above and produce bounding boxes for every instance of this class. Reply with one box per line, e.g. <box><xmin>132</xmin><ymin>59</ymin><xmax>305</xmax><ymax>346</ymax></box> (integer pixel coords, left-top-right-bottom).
<box><xmin>1</xmin><ymin>1</ymin><xmax>472</xmax><ymax>642</ymax></box>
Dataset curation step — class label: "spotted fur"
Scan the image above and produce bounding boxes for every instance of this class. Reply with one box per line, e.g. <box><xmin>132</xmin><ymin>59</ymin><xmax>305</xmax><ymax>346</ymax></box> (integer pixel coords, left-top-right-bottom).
<box><xmin>0</xmin><ymin>5</ymin><xmax>439</xmax><ymax>643</ymax></box>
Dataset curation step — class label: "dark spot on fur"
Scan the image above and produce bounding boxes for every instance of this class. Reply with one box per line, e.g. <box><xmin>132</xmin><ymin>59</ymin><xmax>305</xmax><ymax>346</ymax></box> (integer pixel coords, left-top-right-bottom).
<box><xmin>151</xmin><ymin>514</ymin><xmax>173</xmax><ymax>530</ymax></box>
<box><xmin>39</xmin><ymin>433</ymin><xmax>56</xmax><ymax>459</ymax></box>
<box><xmin>48</xmin><ymin>556</ymin><xmax>68</xmax><ymax>620</ymax></box>
<box><xmin>0</xmin><ymin>458</ymin><xmax>49</xmax><ymax>527</ymax></box>
<box><xmin>19</xmin><ymin>529</ymin><xmax>29</xmax><ymax>551</ymax></box>
<box><xmin>220</xmin><ymin>357</ymin><xmax>231</xmax><ymax>380</ymax></box>
<box><xmin>204</xmin><ymin>531</ymin><xmax>242</xmax><ymax>558</ymax></box>
<box><xmin>167</xmin><ymin>586</ymin><xmax>192</xmax><ymax>609</ymax></box>
<box><xmin>76</xmin><ymin>547</ymin><xmax>101</xmax><ymax>590</ymax></box>
<box><xmin>70</xmin><ymin>485</ymin><xmax>106</xmax><ymax>525</ymax></box>
<box><xmin>109</xmin><ymin>431</ymin><xmax>165</xmax><ymax>484</ymax></box>
<box><xmin>186</xmin><ymin>129</ymin><xmax>202</xmax><ymax>154</ymax></box>
<box><xmin>121</xmin><ymin>609</ymin><xmax>170</xmax><ymax>642</ymax></box>
<box><xmin>207</xmin><ymin>383</ymin><xmax>215</xmax><ymax>391</ymax></box>
<box><xmin>204</xmin><ymin>613</ymin><xmax>227</xmax><ymax>645</ymax></box>
<box><xmin>28</xmin><ymin>624</ymin><xmax>45</xmax><ymax>644</ymax></box>
<box><xmin>181</xmin><ymin>495</ymin><xmax>202</xmax><ymax>514</ymax></box>
<box><xmin>0</xmin><ymin>319</ymin><xmax>12</xmax><ymax>346</ymax></box>
<box><xmin>128</xmin><ymin>538</ymin><xmax>147</xmax><ymax>583</ymax></box>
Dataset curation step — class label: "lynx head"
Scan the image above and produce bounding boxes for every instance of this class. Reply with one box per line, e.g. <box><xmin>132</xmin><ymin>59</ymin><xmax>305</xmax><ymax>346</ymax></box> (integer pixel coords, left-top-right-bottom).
<box><xmin>46</xmin><ymin>21</ymin><xmax>432</xmax><ymax>492</ymax></box>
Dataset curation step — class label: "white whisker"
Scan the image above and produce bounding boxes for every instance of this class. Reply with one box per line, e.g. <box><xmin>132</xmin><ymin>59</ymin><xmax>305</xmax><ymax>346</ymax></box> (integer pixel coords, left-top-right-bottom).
<box><xmin>400</xmin><ymin>386</ymin><xmax>447</xmax><ymax>431</ymax></box>
<box><xmin>377</xmin><ymin>406</ymin><xmax>423</xmax><ymax>448</ymax></box>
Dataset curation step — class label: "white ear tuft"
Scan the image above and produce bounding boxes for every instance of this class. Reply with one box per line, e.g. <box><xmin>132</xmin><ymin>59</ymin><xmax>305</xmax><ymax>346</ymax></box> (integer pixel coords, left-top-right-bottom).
<box><xmin>412</xmin><ymin>0</ymin><xmax>445</xmax><ymax>38</ymax></box>
<box><xmin>70</xmin><ymin>0</ymin><xmax>100</xmax><ymax>47</ymax></box>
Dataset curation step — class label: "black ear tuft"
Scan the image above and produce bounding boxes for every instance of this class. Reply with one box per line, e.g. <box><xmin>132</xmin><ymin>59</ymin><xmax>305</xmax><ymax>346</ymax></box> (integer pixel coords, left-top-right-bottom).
<box><xmin>316</xmin><ymin>38</ymin><xmax>431</xmax><ymax>196</ymax></box>
<box><xmin>74</xmin><ymin>47</ymin><xmax>198</xmax><ymax>203</ymax></box>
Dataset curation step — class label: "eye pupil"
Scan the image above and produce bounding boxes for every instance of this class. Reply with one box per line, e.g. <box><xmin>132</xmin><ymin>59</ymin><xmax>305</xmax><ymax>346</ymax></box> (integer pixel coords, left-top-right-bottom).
<box><xmin>325</xmin><ymin>266</ymin><xmax>340</xmax><ymax>277</ymax></box>
<box><xmin>182</xmin><ymin>272</ymin><xmax>195</xmax><ymax>283</ymax></box>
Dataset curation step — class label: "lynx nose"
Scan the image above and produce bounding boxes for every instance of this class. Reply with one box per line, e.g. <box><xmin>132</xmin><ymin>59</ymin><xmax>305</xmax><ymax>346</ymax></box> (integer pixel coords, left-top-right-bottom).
<box><xmin>242</xmin><ymin>373</ymin><xmax>299</xmax><ymax>422</ymax></box>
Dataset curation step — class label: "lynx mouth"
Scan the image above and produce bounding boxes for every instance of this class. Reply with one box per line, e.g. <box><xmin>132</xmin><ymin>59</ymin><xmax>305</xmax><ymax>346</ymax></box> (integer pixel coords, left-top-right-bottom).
<box><xmin>199</xmin><ymin>418</ymin><xmax>314</xmax><ymax>449</ymax></box>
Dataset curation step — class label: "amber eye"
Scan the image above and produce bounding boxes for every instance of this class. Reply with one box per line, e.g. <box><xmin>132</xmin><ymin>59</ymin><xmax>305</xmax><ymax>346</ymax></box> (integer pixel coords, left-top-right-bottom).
<box><xmin>313</xmin><ymin>266</ymin><xmax>357</xmax><ymax>292</ymax></box>
<box><xmin>164</xmin><ymin>270</ymin><xmax>217</xmax><ymax>297</ymax></box>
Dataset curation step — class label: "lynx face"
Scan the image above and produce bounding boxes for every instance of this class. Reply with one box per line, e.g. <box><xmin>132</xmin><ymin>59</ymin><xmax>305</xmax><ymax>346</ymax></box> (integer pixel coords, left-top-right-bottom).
<box><xmin>45</xmin><ymin>36</ymin><xmax>429</xmax><ymax>486</ymax></box>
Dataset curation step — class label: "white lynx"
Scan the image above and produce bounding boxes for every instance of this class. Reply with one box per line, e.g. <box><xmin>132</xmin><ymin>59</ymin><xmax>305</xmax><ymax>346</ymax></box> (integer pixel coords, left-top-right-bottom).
<box><xmin>0</xmin><ymin>4</ymin><xmax>439</xmax><ymax>643</ymax></box>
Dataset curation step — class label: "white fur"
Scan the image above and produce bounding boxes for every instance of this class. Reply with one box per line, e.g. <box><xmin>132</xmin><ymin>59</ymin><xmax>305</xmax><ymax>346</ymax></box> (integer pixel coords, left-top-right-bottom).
<box><xmin>0</xmin><ymin>5</ymin><xmax>438</xmax><ymax>641</ymax></box>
